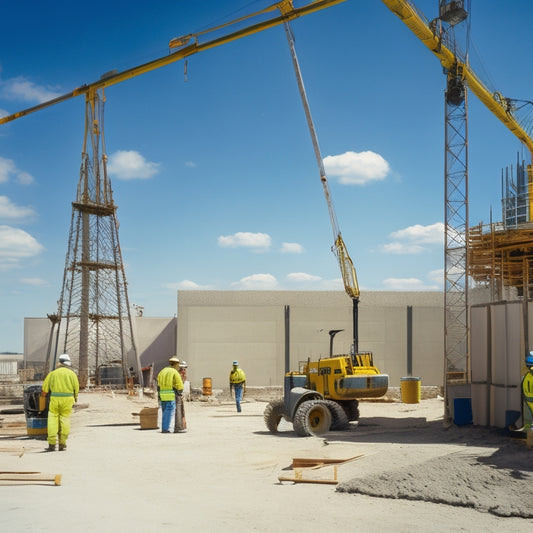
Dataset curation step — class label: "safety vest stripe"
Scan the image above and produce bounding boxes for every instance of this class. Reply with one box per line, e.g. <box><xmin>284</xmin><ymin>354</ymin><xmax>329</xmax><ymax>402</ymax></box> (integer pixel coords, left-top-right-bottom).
<box><xmin>160</xmin><ymin>389</ymin><xmax>174</xmax><ymax>394</ymax></box>
<box><xmin>50</xmin><ymin>392</ymin><xmax>74</xmax><ymax>397</ymax></box>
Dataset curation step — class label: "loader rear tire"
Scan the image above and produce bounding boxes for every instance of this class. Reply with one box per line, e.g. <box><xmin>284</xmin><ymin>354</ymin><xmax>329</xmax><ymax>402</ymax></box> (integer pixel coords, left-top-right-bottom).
<box><xmin>323</xmin><ymin>400</ymin><xmax>350</xmax><ymax>430</ymax></box>
<box><xmin>264</xmin><ymin>399</ymin><xmax>286</xmax><ymax>433</ymax></box>
<box><xmin>339</xmin><ymin>399</ymin><xmax>360</xmax><ymax>422</ymax></box>
<box><xmin>293</xmin><ymin>400</ymin><xmax>332</xmax><ymax>437</ymax></box>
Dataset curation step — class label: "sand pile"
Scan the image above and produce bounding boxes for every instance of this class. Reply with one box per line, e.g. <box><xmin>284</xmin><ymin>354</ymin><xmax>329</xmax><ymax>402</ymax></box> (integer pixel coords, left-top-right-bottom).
<box><xmin>338</xmin><ymin>441</ymin><xmax>533</xmax><ymax>518</ymax></box>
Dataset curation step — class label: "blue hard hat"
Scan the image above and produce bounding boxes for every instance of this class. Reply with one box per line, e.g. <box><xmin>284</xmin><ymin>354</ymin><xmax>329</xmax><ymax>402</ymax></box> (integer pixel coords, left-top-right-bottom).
<box><xmin>526</xmin><ymin>353</ymin><xmax>533</xmax><ymax>367</ymax></box>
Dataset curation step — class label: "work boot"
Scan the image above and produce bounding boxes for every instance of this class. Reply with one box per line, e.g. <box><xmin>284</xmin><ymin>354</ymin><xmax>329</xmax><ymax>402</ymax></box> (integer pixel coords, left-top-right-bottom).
<box><xmin>58</xmin><ymin>444</ymin><xmax>67</xmax><ymax>451</ymax></box>
<box><xmin>45</xmin><ymin>444</ymin><xmax>56</xmax><ymax>452</ymax></box>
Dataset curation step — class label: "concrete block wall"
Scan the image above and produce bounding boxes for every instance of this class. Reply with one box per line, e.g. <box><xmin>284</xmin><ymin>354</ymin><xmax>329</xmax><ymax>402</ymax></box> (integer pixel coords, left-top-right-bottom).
<box><xmin>177</xmin><ymin>290</ymin><xmax>444</xmax><ymax>391</ymax></box>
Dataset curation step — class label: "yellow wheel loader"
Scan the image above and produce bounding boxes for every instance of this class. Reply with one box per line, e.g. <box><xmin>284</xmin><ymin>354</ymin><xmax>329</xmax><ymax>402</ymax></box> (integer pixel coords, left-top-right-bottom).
<box><xmin>264</xmin><ymin>332</ymin><xmax>388</xmax><ymax>437</ymax></box>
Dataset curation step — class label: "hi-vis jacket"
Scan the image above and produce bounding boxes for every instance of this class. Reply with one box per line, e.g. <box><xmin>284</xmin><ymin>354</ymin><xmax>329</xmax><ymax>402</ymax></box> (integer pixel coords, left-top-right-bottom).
<box><xmin>157</xmin><ymin>366</ymin><xmax>184</xmax><ymax>402</ymax></box>
<box><xmin>523</xmin><ymin>371</ymin><xmax>533</xmax><ymax>416</ymax></box>
<box><xmin>42</xmin><ymin>366</ymin><xmax>79</xmax><ymax>401</ymax></box>
<box><xmin>229</xmin><ymin>368</ymin><xmax>246</xmax><ymax>385</ymax></box>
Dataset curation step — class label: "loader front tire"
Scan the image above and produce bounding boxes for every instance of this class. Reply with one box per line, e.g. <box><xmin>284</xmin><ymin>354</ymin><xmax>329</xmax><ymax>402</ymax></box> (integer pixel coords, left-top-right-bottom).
<box><xmin>264</xmin><ymin>399</ymin><xmax>286</xmax><ymax>433</ymax></box>
<box><xmin>293</xmin><ymin>400</ymin><xmax>332</xmax><ymax>437</ymax></box>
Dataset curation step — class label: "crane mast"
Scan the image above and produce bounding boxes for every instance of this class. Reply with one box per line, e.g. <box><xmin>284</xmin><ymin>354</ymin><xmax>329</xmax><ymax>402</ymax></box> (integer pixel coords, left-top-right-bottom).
<box><xmin>283</xmin><ymin>21</ymin><xmax>361</xmax><ymax>352</ymax></box>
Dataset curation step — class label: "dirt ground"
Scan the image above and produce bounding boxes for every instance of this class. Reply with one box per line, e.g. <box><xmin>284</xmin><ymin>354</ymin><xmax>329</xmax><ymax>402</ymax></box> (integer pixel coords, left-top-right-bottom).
<box><xmin>1</xmin><ymin>390</ymin><xmax>532</xmax><ymax>532</ymax></box>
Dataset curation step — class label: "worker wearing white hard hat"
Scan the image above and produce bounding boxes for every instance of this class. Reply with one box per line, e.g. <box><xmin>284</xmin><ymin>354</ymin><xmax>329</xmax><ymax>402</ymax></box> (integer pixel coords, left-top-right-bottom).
<box><xmin>41</xmin><ymin>354</ymin><xmax>79</xmax><ymax>451</ymax></box>
<box><xmin>175</xmin><ymin>360</ymin><xmax>188</xmax><ymax>432</ymax></box>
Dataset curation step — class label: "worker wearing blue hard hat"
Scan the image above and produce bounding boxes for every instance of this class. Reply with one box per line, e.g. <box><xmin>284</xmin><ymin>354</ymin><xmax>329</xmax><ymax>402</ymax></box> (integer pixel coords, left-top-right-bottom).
<box><xmin>522</xmin><ymin>352</ymin><xmax>533</xmax><ymax>431</ymax></box>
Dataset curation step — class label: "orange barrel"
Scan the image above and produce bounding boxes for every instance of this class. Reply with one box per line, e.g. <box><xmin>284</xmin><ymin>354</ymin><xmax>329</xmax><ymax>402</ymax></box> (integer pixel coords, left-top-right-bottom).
<box><xmin>400</xmin><ymin>377</ymin><xmax>421</xmax><ymax>404</ymax></box>
<box><xmin>202</xmin><ymin>377</ymin><xmax>212</xmax><ymax>396</ymax></box>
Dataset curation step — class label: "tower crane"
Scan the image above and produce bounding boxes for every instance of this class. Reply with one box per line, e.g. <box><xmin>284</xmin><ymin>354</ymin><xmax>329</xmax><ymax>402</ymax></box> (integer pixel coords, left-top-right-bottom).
<box><xmin>0</xmin><ymin>0</ymin><xmax>346</xmax><ymax>387</ymax></box>
<box><xmin>381</xmin><ymin>0</ymin><xmax>533</xmax><ymax>420</ymax></box>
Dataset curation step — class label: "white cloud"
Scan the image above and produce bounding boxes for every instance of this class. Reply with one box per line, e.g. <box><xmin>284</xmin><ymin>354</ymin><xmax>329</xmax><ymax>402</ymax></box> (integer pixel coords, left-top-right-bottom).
<box><xmin>382</xmin><ymin>277</ymin><xmax>439</xmax><ymax>291</ymax></box>
<box><xmin>16</xmin><ymin>172</ymin><xmax>34</xmax><ymax>185</ymax></box>
<box><xmin>320</xmin><ymin>278</ymin><xmax>344</xmax><ymax>290</ymax></box>
<box><xmin>381</xmin><ymin>242</ymin><xmax>426</xmax><ymax>255</ymax></box>
<box><xmin>107</xmin><ymin>150</ymin><xmax>160</xmax><ymax>180</ymax></box>
<box><xmin>185</xmin><ymin>161</ymin><xmax>196</xmax><ymax>168</ymax></box>
<box><xmin>428</xmin><ymin>269</ymin><xmax>444</xmax><ymax>285</ymax></box>
<box><xmin>0</xmin><ymin>77</ymin><xmax>62</xmax><ymax>103</ymax></box>
<box><xmin>382</xmin><ymin>222</ymin><xmax>444</xmax><ymax>255</ymax></box>
<box><xmin>0</xmin><ymin>225</ymin><xmax>44</xmax><ymax>270</ymax></box>
<box><xmin>19</xmin><ymin>278</ymin><xmax>48</xmax><ymax>286</ymax></box>
<box><xmin>389</xmin><ymin>222</ymin><xmax>444</xmax><ymax>244</ymax></box>
<box><xmin>286</xmin><ymin>272</ymin><xmax>322</xmax><ymax>283</ymax></box>
<box><xmin>231</xmin><ymin>273</ymin><xmax>278</xmax><ymax>289</ymax></box>
<box><xmin>0</xmin><ymin>196</ymin><xmax>36</xmax><ymax>221</ymax></box>
<box><xmin>164</xmin><ymin>280</ymin><xmax>213</xmax><ymax>290</ymax></box>
<box><xmin>279</xmin><ymin>242</ymin><xmax>304</xmax><ymax>254</ymax></box>
<box><xmin>218</xmin><ymin>232</ymin><xmax>271</xmax><ymax>250</ymax></box>
<box><xmin>323</xmin><ymin>150</ymin><xmax>390</xmax><ymax>185</ymax></box>
<box><xmin>0</xmin><ymin>108</ymin><xmax>8</xmax><ymax>118</ymax></box>
<box><xmin>0</xmin><ymin>156</ymin><xmax>34</xmax><ymax>185</ymax></box>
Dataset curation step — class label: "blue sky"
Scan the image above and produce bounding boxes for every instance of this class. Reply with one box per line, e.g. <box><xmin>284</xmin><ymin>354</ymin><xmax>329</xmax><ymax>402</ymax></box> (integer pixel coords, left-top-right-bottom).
<box><xmin>1</xmin><ymin>0</ymin><xmax>532</xmax><ymax>352</ymax></box>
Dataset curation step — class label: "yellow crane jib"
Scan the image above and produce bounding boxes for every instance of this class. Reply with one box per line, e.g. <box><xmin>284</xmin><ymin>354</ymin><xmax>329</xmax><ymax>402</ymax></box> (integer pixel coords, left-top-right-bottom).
<box><xmin>0</xmin><ymin>0</ymin><xmax>345</xmax><ymax>127</ymax></box>
<box><xmin>381</xmin><ymin>0</ymin><xmax>533</xmax><ymax>157</ymax></box>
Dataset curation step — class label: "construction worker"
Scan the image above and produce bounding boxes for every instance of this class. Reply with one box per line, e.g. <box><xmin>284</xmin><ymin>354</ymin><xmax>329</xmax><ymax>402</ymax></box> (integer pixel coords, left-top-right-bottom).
<box><xmin>157</xmin><ymin>356</ymin><xmax>183</xmax><ymax>433</ymax></box>
<box><xmin>174</xmin><ymin>360</ymin><xmax>188</xmax><ymax>432</ymax></box>
<box><xmin>229</xmin><ymin>360</ymin><xmax>246</xmax><ymax>412</ymax></box>
<box><xmin>41</xmin><ymin>353</ymin><xmax>80</xmax><ymax>452</ymax></box>
<box><xmin>522</xmin><ymin>352</ymin><xmax>533</xmax><ymax>431</ymax></box>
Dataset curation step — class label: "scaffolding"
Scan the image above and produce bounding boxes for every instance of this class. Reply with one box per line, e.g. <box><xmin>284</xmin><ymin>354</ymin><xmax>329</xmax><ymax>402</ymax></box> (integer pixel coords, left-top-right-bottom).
<box><xmin>469</xmin><ymin>222</ymin><xmax>533</xmax><ymax>301</ymax></box>
<box><xmin>469</xmin><ymin>156</ymin><xmax>533</xmax><ymax>301</ymax></box>
<box><xmin>49</xmin><ymin>90</ymin><xmax>141</xmax><ymax>389</ymax></box>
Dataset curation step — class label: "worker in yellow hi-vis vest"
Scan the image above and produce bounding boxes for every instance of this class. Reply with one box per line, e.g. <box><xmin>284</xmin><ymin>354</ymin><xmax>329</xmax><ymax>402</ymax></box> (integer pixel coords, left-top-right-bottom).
<box><xmin>41</xmin><ymin>354</ymin><xmax>80</xmax><ymax>452</ymax></box>
<box><xmin>523</xmin><ymin>353</ymin><xmax>533</xmax><ymax>431</ymax></box>
<box><xmin>157</xmin><ymin>356</ymin><xmax>183</xmax><ymax>433</ymax></box>
<box><xmin>229</xmin><ymin>361</ymin><xmax>246</xmax><ymax>412</ymax></box>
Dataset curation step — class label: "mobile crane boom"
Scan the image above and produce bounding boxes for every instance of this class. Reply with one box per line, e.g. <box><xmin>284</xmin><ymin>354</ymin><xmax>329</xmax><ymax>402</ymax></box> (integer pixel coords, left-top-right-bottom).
<box><xmin>283</xmin><ymin>21</ymin><xmax>360</xmax><ymax>351</ymax></box>
<box><xmin>0</xmin><ymin>0</ymin><xmax>345</xmax><ymax>126</ymax></box>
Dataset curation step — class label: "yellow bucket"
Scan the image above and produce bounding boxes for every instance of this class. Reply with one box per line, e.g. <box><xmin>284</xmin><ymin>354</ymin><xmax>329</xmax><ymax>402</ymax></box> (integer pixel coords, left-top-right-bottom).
<box><xmin>202</xmin><ymin>377</ymin><xmax>212</xmax><ymax>396</ymax></box>
<box><xmin>400</xmin><ymin>377</ymin><xmax>421</xmax><ymax>404</ymax></box>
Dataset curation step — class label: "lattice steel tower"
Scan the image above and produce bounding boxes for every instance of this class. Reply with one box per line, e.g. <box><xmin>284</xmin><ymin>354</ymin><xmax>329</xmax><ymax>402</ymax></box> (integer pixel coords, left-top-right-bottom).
<box><xmin>444</xmin><ymin>69</ymin><xmax>469</xmax><ymax>377</ymax></box>
<box><xmin>52</xmin><ymin>89</ymin><xmax>141</xmax><ymax>388</ymax></box>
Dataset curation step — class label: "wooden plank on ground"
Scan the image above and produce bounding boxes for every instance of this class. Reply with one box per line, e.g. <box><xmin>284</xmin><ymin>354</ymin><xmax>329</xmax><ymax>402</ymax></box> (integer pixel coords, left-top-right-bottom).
<box><xmin>291</xmin><ymin>454</ymin><xmax>364</xmax><ymax>468</ymax></box>
<box><xmin>0</xmin><ymin>472</ymin><xmax>61</xmax><ymax>485</ymax></box>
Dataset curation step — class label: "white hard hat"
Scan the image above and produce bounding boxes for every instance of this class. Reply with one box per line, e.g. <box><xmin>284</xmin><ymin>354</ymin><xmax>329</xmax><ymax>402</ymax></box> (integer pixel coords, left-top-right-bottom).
<box><xmin>179</xmin><ymin>360</ymin><xmax>188</xmax><ymax>368</ymax></box>
<box><xmin>59</xmin><ymin>354</ymin><xmax>71</xmax><ymax>366</ymax></box>
<box><xmin>169</xmin><ymin>356</ymin><xmax>180</xmax><ymax>364</ymax></box>
<box><xmin>233</xmin><ymin>360</ymin><xmax>238</xmax><ymax>366</ymax></box>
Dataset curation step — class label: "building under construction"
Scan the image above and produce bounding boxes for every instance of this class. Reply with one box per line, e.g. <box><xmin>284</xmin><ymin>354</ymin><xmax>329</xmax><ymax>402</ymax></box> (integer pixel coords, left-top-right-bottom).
<box><xmin>469</xmin><ymin>156</ymin><xmax>533</xmax><ymax>300</ymax></box>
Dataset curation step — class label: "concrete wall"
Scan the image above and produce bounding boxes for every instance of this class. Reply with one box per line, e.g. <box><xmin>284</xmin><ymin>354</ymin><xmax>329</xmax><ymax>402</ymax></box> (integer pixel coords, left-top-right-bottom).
<box><xmin>132</xmin><ymin>316</ymin><xmax>177</xmax><ymax>381</ymax></box>
<box><xmin>177</xmin><ymin>290</ymin><xmax>444</xmax><ymax>390</ymax></box>
<box><xmin>23</xmin><ymin>291</ymin><xmax>444</xmax><ymax>391</ymax></box>
<box><xmin>470</xmin><ymin>300</ymin><xmax>528</xmax><ymax>428</ymax></box>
